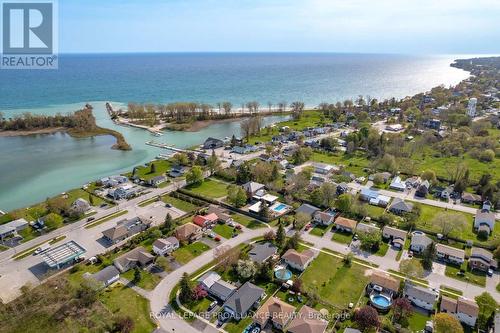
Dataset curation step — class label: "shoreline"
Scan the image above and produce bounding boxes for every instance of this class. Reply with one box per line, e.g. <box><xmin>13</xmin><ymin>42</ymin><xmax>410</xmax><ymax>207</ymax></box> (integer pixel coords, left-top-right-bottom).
<box><xmin>0</xmin><ymin>127</ymin><xmax>66</xmax><ymax>137</ymax></box>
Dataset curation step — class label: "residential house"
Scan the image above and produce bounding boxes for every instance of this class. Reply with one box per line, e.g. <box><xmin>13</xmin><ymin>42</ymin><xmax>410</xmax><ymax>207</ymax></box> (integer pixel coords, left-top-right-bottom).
<box><xmin>296</xmin><ymin>204</ymin><xmax>321</xmax><ymax>219</ymax></box>
<box><xmin>368</xmin><ymin>271</ymin><xmax>399</xmax><ymax>296</ymax></box>
<box><xmin>175</xmin><ymin>223</ymin><xmax>202</xmax><ymax>242</ymax></box>
<box><xmin>474</xmin><ymin>208</ymin><xmax>495</xmax><ymax>235</ymax></box>
<box><xmin>169</xmin><ymin>165</ymin><xmax>186</xmax><ymax>178</ymax></box>
<box><xmin>388</xmin><ymin>198</ymin><xmax>414</xmax><ymax>215</ymax></box>
<box><xmin>410</xmin><ymin>232</ymin><xmax>433</xmax><ymax>254</ymax></box>
<box><xmin>109</xmin><ymin>183</ymin><xmax>140</xmax><ymax>200</ymax></box>
<box><xmin>197</xmin><ymin>271</ymin><xmax>221</xmax><ymax>290</ymax></box>
<box><xmin>253</xmin><ymin>190</ymin><xmax>278</xmax><ymax>205</ymax></box>
<box><xmin>100</xmin><ymin>175</ymin><xmax>128</xmax><ymax>187</ymax></box>
<box><xmin>440</xmin><ymin>186</ymin><xmax>453</xmax><ymax>199</ymax></box>
<box><xmin>287</xmin><ymin>305</ymin><xmax>328</xmax><ymax>333</ymax></box>
<box><xmin>389</xmin><ymin>176</ymin><xmax>407</xmax><ymax>191</ymax></box>
<box><xmin>248</xmin><ymin>242</ymin><xmax>278</xmax><ymax>264</ymax></box>
<box><xmin>334</xmin><ymin>217</ymin><xmax>358</xmax><ymax>233</ymax></box>
<box><xmin>313</xmin><ymin>211</ymin><xmax>335</xmax><ymax>226</ymax></box>
<box><xmin>192</xmin><ymin>213</ymin><xmax>219</xmax><ymax>229</ymax></box>
<box><xmin>435</xmin><ymin>244</ymin><xmax>465</xmax><ymax>265</ymax></box>
<box><xmin>71</xmin><ymin>198</ymin><xmax>91</xmax><ymax>213</ymax></box>
<box><xmin>0</xmin><ymin>218</ymin><xmax>28</xmax><ymax>240</ymax></box>
<box><xmin>440</xmin><ymin>296</ymin><xmax>479</xmax><ymax>327</ymax></box>
<box><xmin>203</xmin><ymin>137</ymin><xmax>224</xmax><ymax>149</ymax></box>
<box><xmin>282</xmin><ymin>249</ymin><xmax>316</xmax><ymax>271</ymax></box>
<box><xmin>336</xmin><ymin>183</ymin><xmax>349</xmax><ymax>195</ymax></box>
<box><xmin>242</xmin><ymin>181</ymin><xmax>265</xmax><ymax>197</ymax></box>
<box><xmin>102</xmin><ymin>217</ymin><xmax>151</xmax><ymax>244</ymax></box>
<box><xmin>207</xmin><ymin>205</ymin><xmax>233</xmax><ymax>224</ymax></box>
<box><xmin>461</xmin><ymin>192</ymin><xmax>482</xmax><ymax>205</ymax></box>
<box><xmin>253</xmin><ymin>297</ymin><xmax>296</xmax><ymax>330</ymax></box>
<box><xmin>223</xmin><ymin>281</ymin><xmax>265</xmax><ymax>319</ymax></box>
<box><xmin>113</xmin><ymin>246</ymin><xmax>155</xmax><ymax>273</ymax></box>
<box><xmin>149</xmin><ymin>175</ymin><xmax>167</xmax><ymax>187</ymax></box>
<box><xmin>209</xmin><ymin>279</ymin><xmax>237</xmax><ymax>301</ymax></box>
<box><xmin>87</xmin><ymin>265</ymin><xmax>120</xmax><ymax>288</ymax></box>
<box><xmin>415</xmin><ymin>180</ymin><xmax>430</xmax><ymax>197</ymax></box>
<box><xmin>356</xmin><ymin>223</ymin><xmax>380</xmax><ymax>235</ymax></box>
<box><xmin>312</xmin><ymin>162</ymin><xmax>336</xmax><ymax>175</ymax></box>
<box><xmin>359</xmin><ymin>188</ymin><xmax>390</xmax><ymax>207</ymax></box>
<box><xmin>232</xmin><ymin>145</ymin><xmax>259</xmax><ymax>154</ymax></box>
<box><xmin>152</xmin><ymin>237</ymin><xmax>179</xmax><ymax>256</ymax></box>
<box><xmin>469</xmin><ymin>247</ymin><xmax>497</xmax><ymax>272</ymax></box>
<box><xmin>403</xmin><ymin>282</ymin><xmax>438</xmax><ymax>311</ymax></box>
<box><xmin>382</xmin><ymin>226</ymin><xmax>407</xmax><ymax>249</ymax></box>
<box><xmin>369</xmin><ymin>172</ymin><xmax>391</xmax><ymax>183</ymax></box>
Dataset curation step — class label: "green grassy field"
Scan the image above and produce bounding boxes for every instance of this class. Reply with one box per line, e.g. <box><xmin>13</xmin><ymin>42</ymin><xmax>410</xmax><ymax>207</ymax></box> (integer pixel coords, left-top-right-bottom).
<box><xmin>310</xmin><ymin>151</ymin><xmax>370</xmax><ymax>176</ymax></box>
<box><xmin>444</xmin><ymin>263</ymin><xmax>486</xmax><ymax>287</ymax></box>
<box><xmin>213</xmin><ymin>224</ymin><xmax>239</xmax><ymax>239</ymax></box>
<box><xmin>172</xmin><ymin>242</ymin><xmax>211</xmax><ymax>265</ymax></box>
<box><xmin>310</xmin><ymin>224</ymin><xmax>330</xmax><ymax>237</ymax></box>
<box><xmin>331</xmin><ymin>230</ymin><xmax>353</xmax><ymax>244</ymax></box>
<box><xmin>121</xmin><ymin>269</ymin><xmax>162</xmax><ymax>291</ymax></box>
<box><xmin>231</xmin><ymin>213</ymin><xmax>265</xmax><ymax>229</ymax></box>
<box><xmin>301</xmin><ymin>252</ymin><xmax>369</xmax><ymax>308</ymax></box>
<box><xmin>185</xmin><ymin>178</ymin><xmax>228</xmax><ymax>199</ymax></box>
<box><xmin>127</xmin><ymin>159</ymin><xmax>172</xmax><ymax>181</ymax></box>
<box><xmin>162</xmin><ymin>194</ymin><xmax>199</xmax><ymax>212</ymax></box>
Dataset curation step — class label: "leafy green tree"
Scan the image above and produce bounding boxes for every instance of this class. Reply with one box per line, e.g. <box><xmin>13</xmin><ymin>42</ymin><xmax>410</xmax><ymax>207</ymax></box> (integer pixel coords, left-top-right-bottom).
<box><xmin>335</xmin><ymin>194</ymin><xmax>352</xmax><ymax>212</ymax></box>
<box><xmin>286</xmin><ymin>232</ymin><xmax>301</xmax><ymax>251</ymax></box>
<box><xmin>179</xmin><ymin>272</ymin><xmax>192</xmax><ymax>303</ymax></box>
<box><xmin>186</xmin><ymin>166</ymin><xmax>203</xmax><ymax>185</ymax></box>
<box><xmin>88</xmin><ymin>194</ymin><xmax>94</xmax><ymax>206</ymax></box>
<box><xmin>44</xmin><ymin>213</ymin><xmax>64</xmax><ymax>230</ymax></box>
<box><xmin>206</xmin><ymin>150</ymin><xmax>221</xmax><ymax>175</ymax></box>
<box><xmin>475</xmin><ymin>292</ymin><xmax>497</xmax><ymax>330</ymax></box>
<box><xmin>133</xmin><ymin>267</ymin><xmax>142</xmax><ymax>283</ymax></box>
<box><xmin>434</xmin><ymin>313</ymin><xmax>463</xmax><ymax>333</ymax></box>
<box><xmin>227</xmin><ymin>185</ymin><xmax>247</xmax><ymax>207</ymax></box>
<box><xmin>276</xmin><ymin>223</ymin><xmax>286</xmax><ymax>249</ymax></box>
<box><xmin>259</xmin><ymin>201</ymin><xmax>270</xmax><ymax>219</ymax></box>
<box><xmin>421</xmin><ymin>170</ymin><xmax>437</xmax><ymax>183</ymax></box>
<box><xmin>236</xmin><ymin>259</ymin><xmax>257</xmax><ymax>280</ymax></box>
<box><xmin>150</xmin><ymin>163</ymin><xmax>156</xmax><ymax>174</ymax></box>
<box><xmin>421</xmin><ymin>242</ymin><xmax>436</xmax><ymax>270</ymax></box>
<box><xmin>358</xmin><ymin>231</ymin><xmax>381</xmax><ymax>252</ymax></box>
<box><xmin>163</xmin><ymin>213</ymin><xmax>174</xmax><ymax>232</ymax></box>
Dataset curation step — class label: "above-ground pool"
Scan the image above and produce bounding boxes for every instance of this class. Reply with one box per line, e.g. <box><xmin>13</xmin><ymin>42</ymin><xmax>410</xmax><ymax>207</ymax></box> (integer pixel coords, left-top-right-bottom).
<box><xmin>370</xmin><ymin>293</ymin><xmax>392</xmax><ymax>311</ymax></box>
<box><xmin>275</xmin><ymin>268</ymin><xmax>292</xmax><ymax>281</ymax></box>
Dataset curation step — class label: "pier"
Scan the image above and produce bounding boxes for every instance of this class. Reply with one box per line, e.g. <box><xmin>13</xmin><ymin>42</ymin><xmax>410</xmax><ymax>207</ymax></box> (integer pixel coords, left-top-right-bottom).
<box><xmin>145</xmin><ymin>141</ymin><xmax>203</xmax><ymax>154</ymax></box>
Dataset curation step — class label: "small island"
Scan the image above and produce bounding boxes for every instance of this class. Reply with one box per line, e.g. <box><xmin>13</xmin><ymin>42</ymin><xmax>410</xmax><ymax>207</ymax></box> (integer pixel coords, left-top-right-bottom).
<box><xmin>0</xmin><ymin>105</ymin><xmax>131</xmax><ymax>151</ymax></box>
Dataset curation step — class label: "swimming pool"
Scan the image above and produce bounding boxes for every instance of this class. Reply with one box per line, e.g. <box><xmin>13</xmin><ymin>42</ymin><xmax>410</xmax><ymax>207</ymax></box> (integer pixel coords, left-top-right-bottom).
<box><xmin>275</xmin><ymin>268</ymin><xmax>292</xmax><ymax>281</ymax></box>
<box><xmin>370</xmin><ymin>293</ymin><xmax>392</xmax><ymax>311</ymax></box>
<box><xmin>272</xmin><ymin>203</ymin><xmax>287</xmax><ymax>212</ymax></box>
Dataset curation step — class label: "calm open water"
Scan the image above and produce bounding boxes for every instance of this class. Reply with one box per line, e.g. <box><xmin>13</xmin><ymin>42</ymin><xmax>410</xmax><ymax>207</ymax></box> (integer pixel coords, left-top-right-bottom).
<box><xmin>0</xmin><ymin>53</ymin><xmax>469</xmax><ymax>211</ymax></box>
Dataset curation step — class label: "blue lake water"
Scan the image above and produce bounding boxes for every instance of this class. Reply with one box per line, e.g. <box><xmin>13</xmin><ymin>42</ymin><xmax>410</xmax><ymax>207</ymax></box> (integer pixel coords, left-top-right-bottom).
<box><xmin>0</xmin><ymin>53</ymin><xmax>469</xmax><ymax>211</ymax></box>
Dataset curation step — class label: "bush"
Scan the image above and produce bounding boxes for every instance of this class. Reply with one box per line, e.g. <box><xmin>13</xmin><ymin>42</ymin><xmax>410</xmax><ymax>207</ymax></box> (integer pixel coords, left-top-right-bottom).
<box><xmin>479</xmin><ymin>149</ymin><xmax>495</xmax><ymax>162</ymax></box>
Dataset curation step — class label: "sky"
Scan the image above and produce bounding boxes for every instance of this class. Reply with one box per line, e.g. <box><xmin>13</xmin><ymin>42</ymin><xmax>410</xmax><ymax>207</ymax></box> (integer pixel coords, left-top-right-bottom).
<box><xmin>57</xmin><ymin>0</ymin><xmax>500</xmax><ymax>54</ymax></box>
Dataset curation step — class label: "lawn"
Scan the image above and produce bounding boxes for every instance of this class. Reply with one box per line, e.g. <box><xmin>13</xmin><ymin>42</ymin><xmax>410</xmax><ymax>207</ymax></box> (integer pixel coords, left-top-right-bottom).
<box><xmin>184</xmin><ymin>297</ymin><xmax>212</xmax><ymax>314</ymax></box>
<box><xmin>444</xmin><ymin>263</ymin><xmax>486</xmax><ymax>287</ymax></box>
<box><xmin>310</xmin><ymin>151</ymin><xmax>370</xmax><ymax>176</ymax></box>
<box><xmin>213</xmin><ymin>224</ymin><xmax>239</xmax><ymax>239</ymax></box>
<box><xmin>440</xmin><ymin>285</ymin><xmax>463</xmax><ymax>299</ymax></box>
<box><xmin>121</xmin><ymin>269</ymin><xmax>162</xmax><ymax>290</ymax></box>
<box><xmin>162</xmin><ymin>194</ymin><xmax>198</xmax><ymax>212</ymax></box>
<box><xmin>99</xmin><ymin>283</ymin><xmax>157</xmax><ymax>333</ymax></box>
<box><xmin>331</xmin><ymin>231</ymin><xmax>353</xmax><ymax>244</ymax></box>
<box><xmin>64</xmin><ymin>188</ymin><xmax>105</xmax><ymax>207</ymax></box>
<box><xmin>185</xmin><ymin>178</ymin><xmax>228</xmax><ymax>199</ymax></box>
<box><xmin>127</xmin><ymin>159</ymin><xmax>171</xmax><ymax>181</ymax></box>
<box><xmin>231</xmin><ymin>213</ymin><xmax>265</xmax><ymax>229</ymax></box>
<box><xmin>374</xmin><ymin>241</ymin><xmax>389</xmax><ymax>256</ymax></box>
<box><xmin>310</xmin><ymin>224</ymin><xmax>330</xmax><ymax>237</ymax></box>
<box><xmin>301</xmin><ymin>252</ymin><xmax>369</xmax><ymax>308</ymax></box>
<box><xmin>407</xmin><ymin>309</ymin><xmax>432</xmax><ymax>332</ymax></box>
<box><xmin>225</xmin><ymin>317</ymin><xmax>253</xmax><ymax>333</ymax></box>
<box><xmin>172</xmin><ymin>242</ymin><xmax>211</xmax><ymax>265</ymax></box>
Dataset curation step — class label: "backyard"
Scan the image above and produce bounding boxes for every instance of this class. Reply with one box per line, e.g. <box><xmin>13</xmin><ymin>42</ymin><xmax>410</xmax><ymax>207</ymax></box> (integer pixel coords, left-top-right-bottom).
<box><xmin>127</xmin><ymin>159</ymin><xmax>172</xmax><ymax>181</ymax></box>
<box><xmin>213</xmin><ymin>224</ymin><xmax>239</xmax><ymax>239</ymax></box>
<box><xmin>185</xmin><ymin>178</ymin><xmax>229</xmax><ymax>199</ymax></box>
<box><xmin>121</xmin><ymin>268</ymin><xmax>162</xmax><ymax>290</ymax></box>
<box><xmin>162</xmin><ymin>194</ymin><xmax>199</xmax><ymax>212</ymax></box>
<box><xmin>231</xmin><ymin>213</ymin><xmax>265</xmax><ymax>229</ymax></box>
<box><xmin>301</xmin><ymin>252</ymin><xmax>369</xmax><ymax>308</ymax></box>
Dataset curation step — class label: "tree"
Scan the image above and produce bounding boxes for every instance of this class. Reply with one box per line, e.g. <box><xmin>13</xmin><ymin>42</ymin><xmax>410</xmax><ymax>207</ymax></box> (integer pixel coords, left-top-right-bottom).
<box><xmin>399</xmin><ymin>259</ymin><xmax>424</xmax><ymax>279</ymax></box>
<box><xmin>475</xmin><ymin>292</ymin><xmax>497</xmax><ymax>330</ymax></box>
<box><xmin>290</xmin><ymin>277</ymin><xmax>302</xmax><ymax>293</ymax></box>
<box><xmin>354</xmin><ymin>306</ymin><xmax>380</xmax><ymax>331</ymax></box>
<box><xmin>494</xmin><ymin>245</ymin><xmax>500</xmax><ymax>260</ymax></box>
<box><xmin>191</xmin><ymin>285</ymin><xmax>208</xmax><ymax>300</ymax></box>
<box><xmin>336</xmin><ymin>194</ymin><xmax>352</xmax><ymax>212</ymax></box>
<box><xmin>392</xmin><ymin>298</ymin><xmax>413</xmax><ymax>323</ymax></box>
<box><xmin>263</xmin><ymin>230</ymin><xmax>276</xmax><ymax>241</ymax></box>
<box><xmin>112</xmin><ymin>316</ymin><xmax>135</xmax><ymax>333</ymax></box>
<box><xmin>276</xmin><ymin>223</ymin><xmax>286</xmax><ymax>249</ymax></box>
<box><xmin>421</xmin><ymin>242</ymin><xmax>436</xmax><ymax>270</ymax></box>
<box><xmin>88</xmin><ymin>193</ymin><xmax>94</xmax><ymax>206</ymax></box>
<box><xmin>318</xmin><ymin>183</ymin><xmax>336</xmax><ymax>207</ymax></box>
<box><xmin>431</xmin><ymin>212</ymin><xmax>467</xmax><ymax>238</ymax></box>
<box><xmin>434</xmin><ymin>313</ymin><xmax>463</xmax><ymax>333</ymax></box>
<box><xmin>256</xmin><ymin>260</ymin><xmax>274</xmax><ymax>282</ymax></box>
<box><xmin>179</xmin><ymin>272</ymin><xmax>192</xmax><ymax>303</ymax></box>
<box><xmin>150</xmin><ymin>163</ymin><xmax>156</xmax><ymax>174</ymax></box>
<box><xmin>133</xmin><ymin>267</ymin><xmax>142</xmax><ymax>283</ymax></box>
<box><xmin>213</xmin><ymin>245</ymin><xmax>241</xmax><ymax>271</ymax></box>
<box><xmin>186</xmin><ymin>165</ymin><xmax>203</xmax><ymax>185</ymax></box>
<box><xmin>421</xmin><ymin>170</ymin><xmax>437</xmax><ymax>183</ymax></box>
<box><xmin>236</xmin><ymin>259</ymin><xmax>257</xmax><ymax>279</ymax></box>
<box><xmin>358</xmin><ymin>231</ymin><xmax>382</xmax><ymax>252</ymax></box>
<box><xmin>259</xmin><ymin>201</ymin><xmax>270</xmax><ymax>219</ymax></box>
<box><xmin>286</xmin><ymin>232</ymin><xmax>301</xmax><ymax>251</ymax></box>
<box><xmin>43</xmin><ymin>213</ymin><xmax>64</xmax><ymax>230</ymax></box>
<box><xmin>207</xmin><ymin>150</ymin><xmax>221</xmax><ymax>175</ymax></box>
<box><xmin>343</xmin><ymin>252</ymin><xmax>354</xmax><ymax>267</ymax></box>
<box><xmin>227</xmin><ymin>185</ymin><xmax>247</xmax><ymax>207</ymax></box>
<box><xmin>163</xmin><ymin>213</ymin><xmax>174</xmax><ymax>232</ymax></box>
<box><xmin>172</xmin><ymin>152</ymin><xmax>189</xmax><ymax>166</ymax></box>
<box><xmin>294</xmin><ymin>212</ymin><xmax>310</xmax><ymax>230</ymax></box>
<box><xmin>155</xmin><ymin>256</ymin><xmax>169</xmax><ymax>271</ymax></box>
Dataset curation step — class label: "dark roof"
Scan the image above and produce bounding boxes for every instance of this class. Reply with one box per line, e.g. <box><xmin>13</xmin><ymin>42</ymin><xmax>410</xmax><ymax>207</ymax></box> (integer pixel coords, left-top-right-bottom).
<box><xmin>224</xmin><ymin>281</ymin><xmax>264</xmax><ymax>315</ymax></box>
<box><xmin>389</xmin><ymin>198</ymin><xmax>414</xmax><ymax>212</ymax></box>
<box><xmin>209</xmin><ymin>280</ymin><xmax>237</xmax><ymax>299</ymax></box>
<box><xmin>92</xmin><ymin>265</ymin><xmax>120</xmax><ymax>283</ymax></box>
<box><xmin>248</xmin><ymin>242</ymin><xmax>278</xmax><ymax>264</ymax></box>
<box><xmin>296</xmin><ymin>204</ymin><xmax>320</xmax><ymax>217</ymax></box>
<box><xmin>404</xmin><ymin>282</ymin><xmax>437</xmax><ymax>304</ymax></box>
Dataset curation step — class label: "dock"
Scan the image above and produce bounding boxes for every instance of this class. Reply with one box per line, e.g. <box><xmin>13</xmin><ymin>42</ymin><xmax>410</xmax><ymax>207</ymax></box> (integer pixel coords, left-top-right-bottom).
<box><xmin>145</xmin><ymin>141</ymin><xmax>203</xmax><ymax>154</ymax></box>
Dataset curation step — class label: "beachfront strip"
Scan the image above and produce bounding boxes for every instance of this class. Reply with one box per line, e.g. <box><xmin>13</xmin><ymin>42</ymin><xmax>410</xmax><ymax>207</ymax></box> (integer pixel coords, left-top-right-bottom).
<box><xmin>0</xmin><ymin>57</ymin><xmax>500</xmax><ymax>333</ymax></box>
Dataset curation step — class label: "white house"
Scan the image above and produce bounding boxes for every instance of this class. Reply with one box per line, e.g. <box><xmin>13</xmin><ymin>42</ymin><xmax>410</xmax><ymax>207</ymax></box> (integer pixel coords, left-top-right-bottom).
<box><xmin>389</xmin><ymin>176</ymin><xmax>406</xmax><ymax>191</ymax></box>
<box><xmin>435</xmin><ymin>244</ymin><xmax>465</xmax><ymax>265</ymax></box>
<box><xmin>152</xmin><ymin>237</ymin><xmax>179</xmax><ymax>256</ymax></box>
<box><xmin>404</xmin><ymin>282</ymin><xmax>438</xmax><ymax>311</ymax></box>
<box><xmin>282</xmin><ymin>249</ymin><xmax>316</xmax><ymax>271</ymax></box>
<box><xmin>410</xmin><ymin>232</ymin><xmax>433</xmax><ymax>254</ymax></box>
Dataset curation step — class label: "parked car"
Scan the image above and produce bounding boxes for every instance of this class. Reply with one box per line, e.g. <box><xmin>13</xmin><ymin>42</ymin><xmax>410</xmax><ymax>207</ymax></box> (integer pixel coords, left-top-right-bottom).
<box><xmin>87</xmin><ymin>216</ymin><xmax>96</xmax><ymax>222</ymax></box>
<box><xmin>165</xmin><ymin>203</ymin><xmax>172</xmax><ymax>208</ymax></box>
<box><xmin>487</xmin><ymin>269</ymin><xmax>493</xmax><ymax>277</ymax></box>
<box><xmin>208</xmin><ymin>301</ymin><xmax>218</xmax><ymax>311</ymax></box>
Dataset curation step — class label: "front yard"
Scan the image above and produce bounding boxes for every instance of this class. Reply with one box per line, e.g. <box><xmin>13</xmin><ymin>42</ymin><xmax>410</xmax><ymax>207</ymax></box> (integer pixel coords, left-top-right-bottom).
<box><xmin>172</xmin><ymin>242</ymin><xmax>211</xmax><ymax>265</ymax></box>
<box><xmin>213</xmin><ymin>224</ymin><xmax>239</xmax><ymax>239</ymax></box>
<box><xmin>162</xmin><ymin>194</ymin><xmax>199</xmax><ymax>212</ymax></box>
<box><xmin>444</xmin><ymin>263</ymin><xmax>487</xmax><ymax>287</ymax></box>
<box><xmin>331</xmin><ymin>230</ymin><xmax>353</xmax><ymax>244</ymax></box>
<box><xmin>231</xmin><ymin>213</ymin><xmax>265</xmax><ymax>229</ymax></box>
<box><xmin>121</xmin><ymin>268</ymin><xmax>162</xmax><ymax>290</ymax></box>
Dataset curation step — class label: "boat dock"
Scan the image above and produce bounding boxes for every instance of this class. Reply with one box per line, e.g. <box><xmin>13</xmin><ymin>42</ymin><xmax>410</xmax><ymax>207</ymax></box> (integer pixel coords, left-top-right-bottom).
<box><xmin>145</xmin><ymin>141</ymin><xmax>203</xmax><ymax>154</ymax></box>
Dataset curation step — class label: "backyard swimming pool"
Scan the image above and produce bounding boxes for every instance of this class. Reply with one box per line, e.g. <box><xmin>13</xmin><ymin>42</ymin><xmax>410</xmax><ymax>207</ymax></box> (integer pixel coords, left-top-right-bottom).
<box><xmin>275</xmin><ymin>268</ymin><xmax>292</xmax><ymax>281</ymax></box>
<box><xmin>370</xmin><ymin>293</ymin><xmax>392</xmax><ymax>311</ymax></box>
